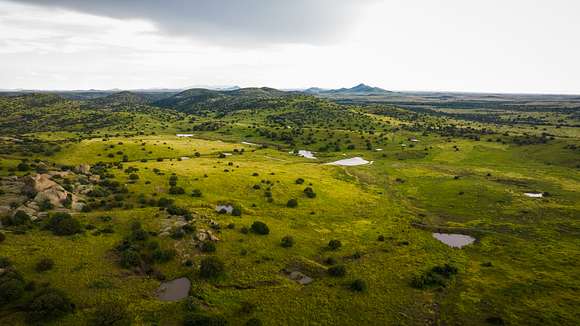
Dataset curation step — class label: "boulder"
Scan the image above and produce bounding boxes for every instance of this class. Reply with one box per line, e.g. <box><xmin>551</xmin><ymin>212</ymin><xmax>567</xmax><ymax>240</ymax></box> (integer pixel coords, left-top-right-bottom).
<box><xmin>76</xmin><ymin>164</ymin><xmax>91</xmax><ymax>175</ymax></box>
<box><xmin>23</xmin><ymin>174</ymin><xmax>59</xmax><ymax>193</ymax></box>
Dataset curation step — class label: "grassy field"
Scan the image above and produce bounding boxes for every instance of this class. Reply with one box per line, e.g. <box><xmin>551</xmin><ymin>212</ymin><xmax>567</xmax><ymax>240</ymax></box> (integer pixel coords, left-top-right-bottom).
<box><xmin>0</xmin><ymin>91</ymin><xmax>579</xmax><ymax>325</ymax></box>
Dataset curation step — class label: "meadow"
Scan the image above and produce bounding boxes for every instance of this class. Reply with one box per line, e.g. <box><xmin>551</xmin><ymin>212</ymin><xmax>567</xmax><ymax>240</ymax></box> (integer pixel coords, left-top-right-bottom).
<box><xmin>0</xmin><ymin>90</ymin><xmax>578</xmax><ymax>325</ymax></box>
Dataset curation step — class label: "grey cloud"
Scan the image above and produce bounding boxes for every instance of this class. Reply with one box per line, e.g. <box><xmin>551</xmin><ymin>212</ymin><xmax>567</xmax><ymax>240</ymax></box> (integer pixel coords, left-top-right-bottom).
<box><xmin>13</xmin><ymin>0</ymin><xmax>371</xmax><ymax>45</ymax></box>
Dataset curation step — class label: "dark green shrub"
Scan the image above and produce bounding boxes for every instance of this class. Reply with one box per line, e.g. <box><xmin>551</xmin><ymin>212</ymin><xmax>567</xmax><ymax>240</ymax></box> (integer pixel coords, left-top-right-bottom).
<box><xmin>250</xmin><ymin>221</ymin><xmax>269</xmax><ymax>235</ymax></box>
<box><xmin>295</xmin><ymin>178</ymin><xmax>305</xmax><ymax>184</ymax></box>
<box><xmin>35</xmin><ymin>258</ymin><xmax>54</xmax><ymax>272</ymax></box>
<box><xmin>120</xmin><ymin>250</ymin><xmax>141</xmax><ymax>268</ymax></box>
<box><xmin>324</xmin><ymin>257</ymin><xmax>337</xmax><ymax>265</ymax></box>
<box><xmin>327</xmin><ymin>265</ymin><xmax>346</xmax><ymax>277</ymax></box>
<box><xmin>11</xmin><ymin>210</ymin><xmax>31</xmax><ymax>226</ymax></box>
<box><xmin>200</xmin><ymin>241</ymin><xmax>216</xmax><ymax>253</ymax></box>
<box><xmin>183</xmin><ymin>312</ymin><xmax>227</xmax><ymax>326</ymax></box>
<box><xmin>89</xmin><ymin>301</ymin><xmax>131</xmax><ymax>326</ymax></box>
<box><xmin>129</xmin><ymin>174</ymin><xmax>139</xmax><ymax>180</ymax></box>
<box><xmin>410</xmin><ymin>264</ymin><xmax>458</xmax><ymax>289</ymax></box>
<box><xmin>281</xmin><ymin>235</ymin><xmax>295</xmax><ymax>248</ymax></box>
<box><xmin>350</xmin><ymin>279</ymin><xmax>367</xmax><ymax>292</ymax></box>
<box><xmin>231</xmin><ymin>206</ymin><xmax>242</xmax><ymax>216</ymax></box>
<box><xmin>303</xmin><ymin>187</ymin><xmax>316</xmax><ymax>198</ymax></box>
<box><xmin>286</xmin><ymin>198</ymin><xmax>298</xmax><ymax>208</ymax></box>
<box><xmin>46</xmin><ymin>212</ymin><xmax>82</xmax><ymax>236</ymax></box>
<box><xmin>25</xmin><ymin>288</ymin><xmax>74</xmax><ymax>323</ymax></box>
<box><xmin>0</xmin><ymin>232</ymin><xmax>5</xmax><ymax>243</ymax></box>
<box><xmin>199</xmin><ymin>257</ymin><xmax>225</xmax><ymax>278</ymax></box>
<box><xmin>328</xmin><ymin>239</ymin><xmax>342</xmax><ymax>250</ymax></box>
<box><xmin>245</xmin><ymin>318</ymin><xmax>262</xmax><ymax>326</ymax></box>
<box><xmin>0</xmin><ymin>257</ymin><xmax>11</xmax><ymax>268</ymax></box>
<box><xmin>169</xmin><ymin>186</ymin><xmax>185</xmax><ymax>195</ymax></box>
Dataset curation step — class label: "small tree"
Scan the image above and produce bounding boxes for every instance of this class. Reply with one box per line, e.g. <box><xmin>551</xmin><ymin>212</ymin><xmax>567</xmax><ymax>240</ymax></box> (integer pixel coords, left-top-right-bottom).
<box><xmin>200</xmin><ymin>257</ymin><xmax>225</xmax><ymax>278</ymax></box>
<box><xmin>26</xmin><ymin>288</ymin><xmax>74</xmax><ymax>324</ymax></box>
<box><xmin>251</xmin><ymin>221</ymin><xmax>269</xmax><ymax>235</ymax></box>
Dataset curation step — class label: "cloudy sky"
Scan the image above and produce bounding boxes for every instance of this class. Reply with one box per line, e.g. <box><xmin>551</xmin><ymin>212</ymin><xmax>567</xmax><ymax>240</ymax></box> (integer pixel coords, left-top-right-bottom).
<box><xmin>1</xmin><ymin>0</ymin><xmax>579</xmax><ymax>93</ymax></box>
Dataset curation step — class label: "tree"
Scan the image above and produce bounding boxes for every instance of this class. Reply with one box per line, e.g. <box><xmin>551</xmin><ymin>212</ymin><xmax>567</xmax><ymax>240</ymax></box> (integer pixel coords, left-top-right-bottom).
<box><xmin>26</xmin><ymin>288</ymin><xmax>74</xmax><ymax>324</ymax></box>
<box><xmin>46</xmin><ymin>212</ymin><xmax>82</xmax><ymax>236</ymax></box>
<box><xmin>251</xmin><ymin>221</ymin><xmax>269</xmax><ymax>235</ymax></box>
<box><xmin>199</xmin><ymin>257</ymin><xmax>225</xmax><ymax>278</ymax></box>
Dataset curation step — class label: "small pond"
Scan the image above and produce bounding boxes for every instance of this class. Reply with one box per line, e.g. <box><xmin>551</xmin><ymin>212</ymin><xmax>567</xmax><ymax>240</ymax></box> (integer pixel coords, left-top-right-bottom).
<box><xmin>327</xmin><ymin>157</ymin><xmax>370</xmax><ymax>166</ymax></box>
<box><xmin>433</xmin><ymin>233</ymin><xmax>475</xmax><ymax>248</ymax></box>
<box><xmin>157</xmin><ymin>277</ymin><xmax>191</xmax><ymax>301</ymax></box>
<box><xmin>524</xmin><ymin>192</ymin><xmax>543</xmax><ymax>198</ymax></box>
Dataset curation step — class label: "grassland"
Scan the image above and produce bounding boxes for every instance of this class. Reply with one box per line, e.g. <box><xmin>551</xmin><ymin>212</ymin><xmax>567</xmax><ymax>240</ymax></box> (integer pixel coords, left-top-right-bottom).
<box><xmin>0</xmin><ymin>90</ymin><xmax>578</xmax><ymax>325</ymax></box>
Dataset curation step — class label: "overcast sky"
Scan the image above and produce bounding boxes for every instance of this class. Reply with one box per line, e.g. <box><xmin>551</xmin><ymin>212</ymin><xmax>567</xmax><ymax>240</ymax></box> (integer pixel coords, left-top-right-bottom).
<box><xmin>1</xmin><ymin>0</ymin><xmax>579</xmax><ymax>93</ymax></box>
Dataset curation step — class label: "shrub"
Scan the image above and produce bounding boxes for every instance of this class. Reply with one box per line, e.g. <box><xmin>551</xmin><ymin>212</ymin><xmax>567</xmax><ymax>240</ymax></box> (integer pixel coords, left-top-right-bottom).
<box><xmin>169</xmin><ymin>186</ymin><xmax>186</xmax><ymax>195</ymax></box>
<box><xmin>328</xmin><ymin>239</ymin><xmax>342</xmax><ymax>250</ymax></box>
<box><xmin>0</xmin><ymin>256</ymin><xmax>11</xmax><ymax>268</ymax></box>
<box><xmin>377</xmin><ymin>235</ymin><xmax>385</xmax><ymax>241</ymax></box>
<box><xmin>327</xmin><ymin>265</ymin><xmax>346</xmax><ymax>277</ymax></box>
<box><xmin>129</xmin><ymin>173</ymin><xmax>139</xmax><ymax>180</ymax></box>
<box><xmin>0</xmin><ymin>268</ymin><xmax>25</xmax><ymax>305</ymax></box>
<box><xmin>35</xmin><ymin>258</ymin><xmax>55</xmax><ymax>272</ymax></box>
<box><xmin>152</xmin><ymin>248</ymin><xmax>176</xmax><ymax>263</ymax></box>
<box><xmin>251</xmin><ymin>221</ymin><xmax>269</xmax><ymax>235</ymax></box>
<box><xmin>350</xmin><ymin>279</ymin><xmax>367</xmax><ymax>292</ymax></box>
<box><xmin>0</xmin><ymin>232</ymin><xmax>5</xmax><ymax>243</ymax></box>
<box><xmin>281</xmin><ymin>235</ymin><xmax>295</xmax><ymax>248</ymax></box>
<box><xmin>89</xmin><ymin>301</ymin><xmax>131</xmax><ymax>326</ymax></box>
<box><xmin>183</xmin><ymin>313</ymin><xmax>227</xmax><ymax>326</ymax></box>
<box><xmin>324</xmin><ymin>257</ymin><xmax>337</xmax><ymax>265</ymax></box>
<box><xmin>157</xmin><ymin>197</ymin><xmax>174</xmax><ymax>207</ymax></box>
<box><xmin>303</xmin><ymin>187</ymin><xmax>316</xmax><ymax>198</ymax></box>
<box><xmin>46</xmin><ymin>212</ymin><xmax>82</xmax><ymax>236</ymax></box>
<box><xmin>26</xmin><ymin>288</ymin><xmax>74</xmax><ymax>324</ymax></box>
<box><xmin>231</xmin><ymin>206</ymin><xmax>242</xmax><ymax>216</ymax></box>
<box><xmin>295</xmin><ymin>178</ymin><xmax>305</xmax><ymax>184</ymax></box>
<box><xmin>130</xmin><ymin>228</ymin><xmax>149</xmax><ymax>241</ymax></box>
<box><xmin>411</xmin><ymin>264</ymin><xmax>458</xmax><ymax>289</ymax></box>
<box><xmin>12</xmin><ymin>210</ymin><xmax>31</xmax><ymax>226</ymax></box>
<box><xmin>286</xmin><ymin>198</ymin><xmax>298</xmax><ymax>208</ymax></box>
<box><xmin>199</xmin><ymin>257</ymin><xmax>225</xmax><ymax>278</ymax></box>
<box><xmin>200</xmin><ymin>241</ymin><xmax>216</xmax><ymax>253</ymax></box>
<box><xmin>120</xmin><ymin>250</ymin><xmax>141</xmax><ymax>268</ymax></box>
<box><xmin>191</xmin><ymin>189</ymin><xmax>202</xmax><ymax>197</ymax></box>
<box><xmin>246</xmin><ymin>318</ymin><xmax>263</xmax><ymax>326</ymax></box>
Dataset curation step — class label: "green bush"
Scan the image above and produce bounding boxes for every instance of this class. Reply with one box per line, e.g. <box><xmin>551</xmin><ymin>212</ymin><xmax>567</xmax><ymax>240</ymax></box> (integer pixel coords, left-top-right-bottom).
<box><xmin>120</xmin><ymin>250</ymin><xmax>141</xmax><ymax>268</ymax></box>
<box><xmin>25</xmin><ymin>288</ymin><xmax>74</xmax><ymax>323</ymax></box>
<box><xmin>89</xmin><ymin>301</ymin><xmax>131</xmax><ymax>326</ymax></box>
<box><xmin>10</xmin><ymin>210</ymin><xmax>31</xmax><ymax>226</ymax></box>
<box><xmin>169</xmin><ymin>186</ymin><xmax>185</xmax><ymax>195</ymax></box>
<box><xmin>251</xmin><ymin>221</ymin><xmax>269</xmax><ymax>235</ymax></box>
<box><xmin>183</xmin><ymin>312</ymin><xmax>227</xmax><ymax>326</ymax></box>
<box><xmin>281</xmin><ymin>235</ymin><xmax>295</xmax><ymax>248</ymax></box>
<box><xmin>350</xmin><ymin>279</ymin><xmax>367</xmax><ymax>292</ymax></box>
<box><xmin>46</xmin><ymin>212</ymin><xmax>82</xmax><ymax>236</ymax></box>
<box><xmin>328</xmin><ymin>239</ymin><xmax>342</xmax><ymax>250</ymax></box>
<box><xmin>231</xmin><ymin>206</ymin><xmax>242</xmax><ymax>216</ymax></box>
<box><xmin>0</xmin><ymin>232</ymin><xmax>5</xmax><ymax>243</ymax></box>
<box><xmin>286</xmin><ymin>198</ymin><xmax>298</xmax><ymax>208</ymax></box>
<box><xmin>410</xmin><ymin>264</ymin><xmax>458</xmax><ymax>289</ymax></box>
<box><xmin>200</xmin><ymin>257</ymin><xmax>225</xmax><ymax>278</ymax></box>
<box><xmin>191</xmin><ymin>189</ymin><xmax>202</xmax><ymax>197</ymax></box>
<box><xmin>327</xmin><ymin>265</ymin><xmax>346</xmax><ymax>277</ymax></box>
<box><xmin>304</xmin><ymin>187</ymin><xmax>316</xmax><ymax>198</ymax></box>
<box><xmin>0</xmin><ymin>270</ymin><xmax>25</xmax><ymax>305</ymax></box>
<box><xmin>245</xmin><ymin>318</ymin><xmax>263</xmax><ymax>326</ymax></box>
<box><xmin>200</xmin><ymin>241</ymin><xmax>216</xmax><ymax>253</ymax></box>
<box><xmin>35</xmin><ymin>258</ymin><xmax>55</xmax><ymax>272</ymax></box>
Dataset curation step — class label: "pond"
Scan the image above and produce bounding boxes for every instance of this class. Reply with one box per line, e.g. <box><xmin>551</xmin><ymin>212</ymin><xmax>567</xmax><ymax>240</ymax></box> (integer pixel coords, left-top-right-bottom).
<box><xmin>327</xmin><ymin>157</ymin><xmax>370</xmax><ymax>166</ymax></box>
<box><xmin>157</xmin><ymin>277</ymin><xmax>191</xmax><ymax>301</ymax></box>
<box><xmin>432</xmin><ymin>233</ymin><xmax>475</xmax><ymax>248</ymax></box>
<box><xmin>176</xmin><ymin>134</ymin><xmax>194</xmax><ymax>137</ymax></box>
<box><xmin>524</xmin><ymin>192</ymin><xmax>543</xmax><ymax>198</ymax></box>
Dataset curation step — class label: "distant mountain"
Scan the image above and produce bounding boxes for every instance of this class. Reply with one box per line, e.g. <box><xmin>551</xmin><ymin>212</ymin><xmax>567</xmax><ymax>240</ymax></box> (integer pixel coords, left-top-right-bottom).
<box><xmin>85</xmin><ymin>91</ymin><xmax>149</xmax><ymax>107</ymax></box>
<box><xmin>154</xmin><ymin>87</ymin><xmax>294</xmax><ymax>114</ymax></box>
<box><xmin>305</xmin><ymin>83</ymin><xmax>392</xmax><ymax>95</ymax></box>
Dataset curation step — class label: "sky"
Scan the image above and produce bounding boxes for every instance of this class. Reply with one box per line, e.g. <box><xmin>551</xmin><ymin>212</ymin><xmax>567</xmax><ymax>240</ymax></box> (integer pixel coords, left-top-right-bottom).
<box><xmin>0</xmin><ymin>0</ymin><xmax>579</xmax><ymax>94</ymax></box>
